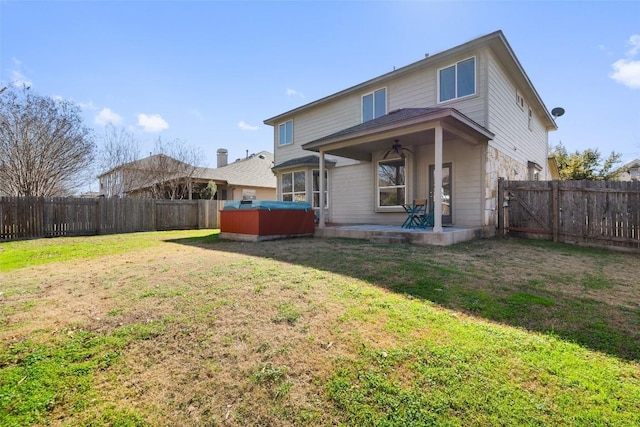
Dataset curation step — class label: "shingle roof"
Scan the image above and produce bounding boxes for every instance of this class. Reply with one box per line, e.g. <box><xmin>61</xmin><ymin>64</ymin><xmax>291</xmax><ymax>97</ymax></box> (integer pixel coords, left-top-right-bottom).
<box><xmin>196</xmin><ymin>151</ymin><xmax>276</xmax><ymax>188</ymax></box>
<box><xmin>271</xmin><ymin>154</ymin><xmax>337</xmax><ymax>172</ymax></box>
<box><xmin>97</xmin><ymin>154</ymin><xmax>190</xmax><ymax>178</ymax></box>
<box><xmin>313</xmin><ymin>108</ymin><xmax>445</xmax><ymax>143</ymax></box>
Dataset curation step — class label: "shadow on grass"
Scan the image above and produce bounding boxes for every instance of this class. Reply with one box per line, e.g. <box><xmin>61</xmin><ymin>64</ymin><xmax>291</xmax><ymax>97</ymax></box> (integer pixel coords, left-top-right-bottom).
<box><xmin>166</xmin><ymin>232</ymin><xmax>640</xmax><ymax>362</ymax></box>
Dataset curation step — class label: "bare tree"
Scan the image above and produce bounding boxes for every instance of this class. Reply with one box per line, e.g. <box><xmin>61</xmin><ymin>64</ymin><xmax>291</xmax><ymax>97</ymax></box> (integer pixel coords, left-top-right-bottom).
<box><xmin>146</xmin><ymin>137</ymin><xmax>203</xmax><ymax>200</ymax></box>
<box><xmin>97</xmin><ymin>124</ymin><xmax>141</xmax><ymax>197</ymax></box>
<box><xmin>0</xmin><ymin>86</ymin><xmax>95</xmax><ymax>196</ymax></box>
<box><xmin>98</xmin><ymin>133</ymin><xmax>204</xmax><ymax>199</ymax></box>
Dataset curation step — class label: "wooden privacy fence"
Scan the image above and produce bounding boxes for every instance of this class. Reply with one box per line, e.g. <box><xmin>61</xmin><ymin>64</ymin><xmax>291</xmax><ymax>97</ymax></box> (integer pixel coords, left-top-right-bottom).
<box><xmin>0</xmin><ymin>197</ymin><xmax>222</xmax><ymax>241</ymax></box>
<box><xmin>498</xmin><ymin>179</ymin><xmax>640</xmax><ymax>250</ymax></box>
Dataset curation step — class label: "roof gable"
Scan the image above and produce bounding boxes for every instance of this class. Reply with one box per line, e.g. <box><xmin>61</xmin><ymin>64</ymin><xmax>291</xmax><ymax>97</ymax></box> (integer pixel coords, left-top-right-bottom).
<box><xmin>264</xmin><ymin>30</ymin><xmax>556</xmax><ymax>131</ymax></box>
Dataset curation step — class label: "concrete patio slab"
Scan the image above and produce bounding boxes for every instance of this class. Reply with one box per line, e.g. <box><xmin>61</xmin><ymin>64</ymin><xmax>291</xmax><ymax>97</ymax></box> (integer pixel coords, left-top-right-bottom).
<box><xmin>315</xmin><ymin>224</ymin><xmax>494</xmax><ymax>246</ymax></box>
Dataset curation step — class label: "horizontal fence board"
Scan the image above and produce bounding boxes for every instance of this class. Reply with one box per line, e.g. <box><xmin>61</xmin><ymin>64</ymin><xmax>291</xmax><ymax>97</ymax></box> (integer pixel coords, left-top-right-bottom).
<box><xmin>0</xmin><ymin>197</ymin><xmax>220</xmax><ymax>242</ymax></box>
<box><xmin>500</xmin><ymin>179</ymin><xmax>640</xmax><ymax>250</ymax></box>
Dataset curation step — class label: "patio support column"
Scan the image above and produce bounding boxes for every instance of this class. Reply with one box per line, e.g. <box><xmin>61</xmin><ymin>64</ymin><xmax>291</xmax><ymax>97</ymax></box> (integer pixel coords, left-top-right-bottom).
<box><xmin>433</xmin><ymin>124</ymin><xmax>444</xmax><ymax>233</ymax></box>
<box><xmin>319</xmin><ymin>150</ymin><xmax>326</xmax><ymax>227</ymax></box>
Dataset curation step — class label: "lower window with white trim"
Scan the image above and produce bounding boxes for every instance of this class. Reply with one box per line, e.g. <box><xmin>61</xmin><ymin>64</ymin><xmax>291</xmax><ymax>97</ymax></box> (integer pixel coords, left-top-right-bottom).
<box><xmin>281</xmin><ymin>171</ymin><xmax>306</xmax><ymax>202</ymax></box>
<box><xmin>377</xmin><ymin>158</ymin><xmax>406</xmax><ymax>207</ymax></box>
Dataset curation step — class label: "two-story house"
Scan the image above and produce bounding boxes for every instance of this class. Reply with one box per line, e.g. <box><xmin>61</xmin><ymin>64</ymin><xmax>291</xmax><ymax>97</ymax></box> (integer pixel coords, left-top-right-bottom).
<box><xmin>264</xmin><ymin>30</ymin><xmax>558</xmax><ymax>242</ymax></box>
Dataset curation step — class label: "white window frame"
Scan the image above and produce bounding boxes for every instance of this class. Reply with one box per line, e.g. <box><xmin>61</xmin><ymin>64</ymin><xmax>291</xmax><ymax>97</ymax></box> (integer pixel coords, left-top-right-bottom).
<box><xmin>312</xmin><ymin>169</ymin><xmax>329</xmax><ymax>209</ymax></box>
<box><xmin>281</xmin><ymin>170</ymin><xmax>306</xmax><ymax>202</ymax></box>
<box><xmin>438</xmin><ymin>56</ymin><xmax>476</xmax><ymax>103</ymax></box>
<box><xmin>376</xmin><ymin>157</ymin><xmax>407</xmax><ymax>208</ymax></box>
<box><xmin>278</xmin><ymin>120</ymin><xmax>293</xmax><ymax>146</ymax></box>
<box><xmin>516</xmin><ymin>90</ymin><xmax>525</xmax><ymax>110</ymax></box>
<box><xmin>362</xmin><ymin>87</ymin><xmax>387</xmax><ymax>122</ymax></box>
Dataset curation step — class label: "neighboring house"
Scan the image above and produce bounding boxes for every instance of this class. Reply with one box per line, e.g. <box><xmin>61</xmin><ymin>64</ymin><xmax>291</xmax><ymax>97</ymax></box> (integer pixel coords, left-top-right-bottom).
<box><xmin>263</xmin><ymin>30</ymin><xmax>558</xmax><ymax>234</ymax></box>
<box><xmin>615</xmin><ymin>159</ymin><xmax>640</xmax><ymax>182</ymax></box>
<box><xmin>194</xmin><ymin>150</ymin><xmax>277</xmax><ymax>200</ymax></box>
<box><xmin>98</xmin><ymin>154</ymin><xmax>193</xmax><ymax>198</ymax></box>
<box><xmin>98</xmin><ymin>149</ymin><xmax>276</xmax><ymax>200</ymax></box>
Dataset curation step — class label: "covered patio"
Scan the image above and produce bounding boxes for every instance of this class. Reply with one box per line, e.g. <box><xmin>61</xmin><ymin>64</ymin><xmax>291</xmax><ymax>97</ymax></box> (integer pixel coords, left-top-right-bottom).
<box><xmin>302</xmin><ymin>107</ymin><xmax>495</xmax><ymax>243</ymax></box>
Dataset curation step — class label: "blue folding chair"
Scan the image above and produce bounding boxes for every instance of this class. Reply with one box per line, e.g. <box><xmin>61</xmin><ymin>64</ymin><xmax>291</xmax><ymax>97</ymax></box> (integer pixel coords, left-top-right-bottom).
<box><xmin>402</xmin><ymin>199</ymin><xmax>428</xmax><ymax>229</ymax></box>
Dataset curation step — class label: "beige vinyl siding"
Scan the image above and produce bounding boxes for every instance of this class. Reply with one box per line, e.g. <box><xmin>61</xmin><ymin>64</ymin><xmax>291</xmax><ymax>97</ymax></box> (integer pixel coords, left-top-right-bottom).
<box><xmin>274</xmin><ymin>96</ymin><xmax>360</xmax><ymax>166</ymax></box>
<box><xmin>229</xmin><ymin>186</ymin><xmax>276</xmax><ymax>201</ymax></box>
<box><xmin>450</xmin><ymin>143</ymin><xmax>484</xmax><ymax>226</ymax></box>
<box><xmin>275</xmin><ymin>51</ymin><xmax>489</xmax><ymax>167</ymax></box>
<box><xmin>431</xmin><ymin>49</ymin><xmax>489</xmax><ymax>127</ymax></box>
<box><xmin>383</xmin><ymin>52</ymin><xmax>488</xmax><ymax>126</ymax></box>
<box><xmin>327</xmin><ymin>139</ymin><xmax>483</xmax><ymax>226</ymax></box>
<box><xmin>329</xmin><ymin>162</ymin><xmax>408</xmax><ymax>225</ymax></box>
<box><xmin>413</xmin><ymin>140</ymin><xmax>483</xmax><ymax>227</ymax></box>
<box><xmin>330</xmin><ymin>163</ymin><xmax>377</xmax><ymax>224</ymax></box>
<box><xmin>486</xmin><ymin>53</ymin><xmax>549</xmax><ymax>177</ymax></box>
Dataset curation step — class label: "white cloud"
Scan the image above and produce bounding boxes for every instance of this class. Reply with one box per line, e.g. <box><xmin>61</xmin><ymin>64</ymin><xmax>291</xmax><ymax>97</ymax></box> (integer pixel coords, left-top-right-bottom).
<box><xmin>137</xmin><ymin>113</ymin><xmax>169</xmax><ymax>132</ymax></box>
<box><xmin>77</xmin><ymin>100</ymin><xmax>98</xmax><ymax>111</ymax></box>
<box><xmin>286</xmin><ymin>88</ymin><xmax>305</xmax><ymax>98</ymax></box>
<box><xmin>238</xmin><ymin>120</ymin><xmax>258</xmax><ymax>131</ymax></box>
<box><xmin>610</xmin><ymin>35</ymin><xmax>640</xmax><ymax>89</ymax></box>
<box><xmin>610</xmin><ymin>59</ymin><xmax>640</xmax><ymax>89</ymax></box>
<box><xmin>95</xmin><ymin>108</ymin><xmax>123</xmax><ymax>126</ymax></box>
<box><xmin>627</xmin><ymin>34</ymin><xmax>640</xmax><ymax>57</ymax></box>
<box><xmin>11</xmin><ymin>58</ymin><xmax>33</xmax><ymax>88</ymax></box>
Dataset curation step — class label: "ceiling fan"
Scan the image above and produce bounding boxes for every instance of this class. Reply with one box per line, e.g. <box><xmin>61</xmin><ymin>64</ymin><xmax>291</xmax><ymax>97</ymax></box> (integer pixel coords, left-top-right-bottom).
<box><xmin>383</xmin><ymin>139</ymin><xmax>413</xmax><ymax>159</ymax></box>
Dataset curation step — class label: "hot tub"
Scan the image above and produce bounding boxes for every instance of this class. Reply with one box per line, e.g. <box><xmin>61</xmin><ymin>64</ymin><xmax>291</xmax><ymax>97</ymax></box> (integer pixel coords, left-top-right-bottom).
<box><xmin>219</xmin><ymin>200</ymin><xmax>315</xmax><ymax>241</ymax></box>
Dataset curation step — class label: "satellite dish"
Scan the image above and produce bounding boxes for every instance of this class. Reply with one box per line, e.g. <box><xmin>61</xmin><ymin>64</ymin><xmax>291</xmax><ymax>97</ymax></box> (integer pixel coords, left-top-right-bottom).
<box><xmin>551</xmin><ymin>107</ymin><xmax>565</xmax><ymax>118</ymax></box>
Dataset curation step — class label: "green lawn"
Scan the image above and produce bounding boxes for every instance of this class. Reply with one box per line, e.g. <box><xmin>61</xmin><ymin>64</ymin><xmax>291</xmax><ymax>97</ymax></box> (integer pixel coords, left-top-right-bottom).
<box><xmin>1</xmin><ymin>230</ymin><xmax>639</xmax><ymax>426</ymax></box>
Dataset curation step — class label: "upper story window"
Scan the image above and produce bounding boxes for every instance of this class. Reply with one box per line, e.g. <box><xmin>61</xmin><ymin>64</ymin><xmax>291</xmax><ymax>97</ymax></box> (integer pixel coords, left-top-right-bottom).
<box><xmin>278</xmin><ymin>120</ymin><xmax>293</xmax><ymax>146</ymax></box>
<box><xmin>362</xmin><ymin>88</ymin><xmax>386</xmax><ymax>122</ymax></box>
<box><xmin>377</xmin><ymin>157</ymin><xmax>406</xmax><ymax>207</ymax></box>
<box><xmin>438</xmin><ymin>57</ymin><xmax>476</xmax><ymax>103</ymax></box>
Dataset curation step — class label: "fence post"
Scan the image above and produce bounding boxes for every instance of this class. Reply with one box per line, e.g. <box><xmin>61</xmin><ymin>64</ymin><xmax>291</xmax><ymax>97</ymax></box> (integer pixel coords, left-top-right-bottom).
<box><xmin>152</xmin><ymin>199</ymin><xmax>158</xmax><ymax>231</ymax></box>
<box><xmin>552</xmin><ymin>181</ymin><xmax>559</xmax><ymax>242</ymax></box>
<box><xmin>96</xmin><ymin>198</ymin><xmax>103</xmax><ymax>235</ymax></box>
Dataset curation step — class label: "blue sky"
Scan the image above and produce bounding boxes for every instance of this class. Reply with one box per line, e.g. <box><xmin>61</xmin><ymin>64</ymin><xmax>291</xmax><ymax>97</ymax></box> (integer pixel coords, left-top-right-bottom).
<box><xmin>1</xmin><ymin>1</ymin><xmax>639</xmax><ymax>191</ymax></box>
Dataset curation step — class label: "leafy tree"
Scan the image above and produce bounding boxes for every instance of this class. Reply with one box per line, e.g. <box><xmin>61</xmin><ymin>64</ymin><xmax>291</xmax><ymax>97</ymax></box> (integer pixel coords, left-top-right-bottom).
<box><xmin>0</xmin><ymin>86</ymin><xmax>95</xmax><ymax>196</ymax></box>
<box><xmin>550</xmin><ymin>142</ymin><xmax>622</xmax><ymax>181</ymax></box>
<box><xmin>199</xmin><ymin>181</ymin><xmax>217</xmax><ymax>199</ymax></box>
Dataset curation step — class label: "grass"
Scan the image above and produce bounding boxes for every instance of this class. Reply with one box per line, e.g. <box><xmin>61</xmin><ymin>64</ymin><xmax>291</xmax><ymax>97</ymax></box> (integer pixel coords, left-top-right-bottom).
<box><xmin>1</xmin><ymin>230</ymin><xmax>639</xmax><ymax>426</ymax></box>
<box><xmin>0</xmin><ymin>230</ymin><xmax>218</xmax><ymax>272</ymax></box>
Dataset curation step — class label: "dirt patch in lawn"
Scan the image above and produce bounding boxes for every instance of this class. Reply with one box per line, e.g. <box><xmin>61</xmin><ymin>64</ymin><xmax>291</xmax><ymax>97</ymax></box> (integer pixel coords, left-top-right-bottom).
<box><xmin>2</xmin><ymin>235</ymin><xmax>640</xmax><ymax>426</ymax></box>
